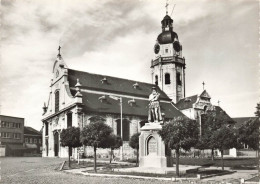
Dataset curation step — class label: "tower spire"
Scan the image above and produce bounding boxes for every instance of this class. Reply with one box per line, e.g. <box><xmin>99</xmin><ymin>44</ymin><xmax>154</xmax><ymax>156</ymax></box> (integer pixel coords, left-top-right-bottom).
<box><xmin>202</xmin><ymin>81</ymin><xmax>205</xmax><ymax>90</ymax></box>
<box><xmin>165</xmin><ymin>0</ymin><xmax>169</xmax><ymax>15</ymax></box>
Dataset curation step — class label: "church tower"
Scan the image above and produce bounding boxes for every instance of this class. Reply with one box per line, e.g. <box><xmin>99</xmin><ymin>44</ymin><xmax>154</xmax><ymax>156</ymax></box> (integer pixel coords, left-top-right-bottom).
<box><xmin>151</xmin><ymin>14</ymin><xmax>186</xmax><ymax>104</ymax></box>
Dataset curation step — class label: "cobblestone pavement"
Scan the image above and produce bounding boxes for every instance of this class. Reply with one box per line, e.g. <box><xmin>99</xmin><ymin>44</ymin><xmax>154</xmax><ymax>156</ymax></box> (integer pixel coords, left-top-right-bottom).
<box><xmin>1</xmin><ymin>157</ymin><xmax>257</xmax><ymax>184</ymax></box>
<box><xmin>0</xmin><ymin>157</ymin><xmax>188</xmax><ymax>184</ymax></box>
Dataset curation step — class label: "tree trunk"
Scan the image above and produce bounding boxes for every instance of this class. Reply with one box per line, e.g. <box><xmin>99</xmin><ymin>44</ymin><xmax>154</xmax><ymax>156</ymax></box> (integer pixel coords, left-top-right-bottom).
<box><xmin>68</xmin><ymin>146</ymin><xmax>70</xmax><ymax>168</ymax></box>
<box><xmin>94</xmin><ymin>146</ymin><xmax>97</xmax><ymax>173</ymax></box>
<box><xmin>221</xmin><ymin>150</ymin><xmax>224</xmax><ymax>170</ymax></box>
<box><xmin>110</xmin><ymin>148</ymin><xmax>113</xmax><ymax>164</ymax></box>
<box><xmin>211</xmin><ymin>148</ymin><xmax>214</xmax><ymax>161</ymax></box>
<box><xmin>176</xmin><ymin>148</ymin><xmax>180</xmax><ymax>177</ymax></box>
<box><xmin>136</xmin><ymin>149</ymin><xmax>139</xmax><ymax>167</ymax></box>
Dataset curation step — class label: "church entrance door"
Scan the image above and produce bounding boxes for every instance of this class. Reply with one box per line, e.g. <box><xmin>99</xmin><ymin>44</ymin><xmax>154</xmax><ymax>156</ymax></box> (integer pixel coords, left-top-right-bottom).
<box><xmin>54</xmin><ymin>132</ymin><xmax>59</xmax><ymax>157</ymax></box>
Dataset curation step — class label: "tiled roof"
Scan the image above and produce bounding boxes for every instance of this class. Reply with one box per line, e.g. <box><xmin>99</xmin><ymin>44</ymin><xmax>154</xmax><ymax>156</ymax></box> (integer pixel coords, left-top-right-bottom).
<box><xmin>175</xmin><ymin>95</ymin><xmax>198</xmax><ymax>110</ymax></box>
<box><xmin>79</xmin><ymin>91</ymin><xmax>185</xmax><ymax>119</ymax></box>
<box><xmin>24</xmin><ymin>126</ymin><xmax>41</xmax><ymax>135</ymax></box>
<box><xmin>67</xmin><ymin>69</ymin><xmax>187</xmax><ymax>119</ymax></box>
<box><xmin>214</xmin><ymin>106</ymin><xmax>234</xmax><ymax>123</ymax></box>
<box><xmin>232</xmin><ymin>117</ymin><xmax>257</xmax><ymax>128</ymax></box>
<box><xmin>68</xmin><ymin>69</ymin><xmax>170</xmax><ymax>100</ymax></box>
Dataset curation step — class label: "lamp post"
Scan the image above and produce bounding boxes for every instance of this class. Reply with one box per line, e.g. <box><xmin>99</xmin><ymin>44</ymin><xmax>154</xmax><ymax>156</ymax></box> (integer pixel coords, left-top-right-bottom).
<box><xmin>109</xmin><ymin>95</ymin><xmax>123</xmax><ymax>160</ymax></box>
<box><xmin>255</xmin><ymin>103</ymin><xmax>260</xmax><ymax>175</ymax></box>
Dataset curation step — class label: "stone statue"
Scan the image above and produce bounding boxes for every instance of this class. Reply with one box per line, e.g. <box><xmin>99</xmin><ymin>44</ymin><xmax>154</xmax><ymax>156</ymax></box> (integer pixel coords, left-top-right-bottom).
<box><xmin>148</xmin><ymin>87</ymin><xmax>162</xmax><ymax>122</ymax></box>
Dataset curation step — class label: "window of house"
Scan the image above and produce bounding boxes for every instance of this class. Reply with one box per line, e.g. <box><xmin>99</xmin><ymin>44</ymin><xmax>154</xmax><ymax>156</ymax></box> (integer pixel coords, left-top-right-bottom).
<box><xmin>165</xmin><ymin>48</ymin><xmax>168</xmax><ymax>53</ymax></box>
<box><xmin>155</xmin><ymin>75</ymin><xmax>158</xmax><ymax>86</ymax></box>
<box><xmin>165</xmin><ymin>73</ymin><xmax>170</xmax><ymax>84</ymax></box>
<box><xmin>67</xmin><ymin>112</ymin><xmax>72</xmax><ymax>128</ymax></box>
<box><xmin>14</xmin><ymin>133</ymin><xmax>21</xmax><ymax>139</ymax></box>
<box><xmin>34</xmin><ymin>139</ymin><xmax>37</xmax><ymax>143</ymax></box>
<box><xmin>25</xmin><ymin>138</ymin><xmax>28</xmax><ymax>143</ymax></box>
<box><xmin>30</xmin><ymin>138</ymin><xmax>33</xmax><ymax>143</ymax></box>
<box><xmin>2</xmin><ymin>132</ymin><xmax>11</xmax><ymax>138</ymax></box>
<box><xmin>55</xmin><ymin>91</ymin><xmax>60</xmax><ymax>113</ymax></box>
<box><xmin>176</xmin><ymin>72</ymin><xmax>182</xmax><ymax>85</ymax></box>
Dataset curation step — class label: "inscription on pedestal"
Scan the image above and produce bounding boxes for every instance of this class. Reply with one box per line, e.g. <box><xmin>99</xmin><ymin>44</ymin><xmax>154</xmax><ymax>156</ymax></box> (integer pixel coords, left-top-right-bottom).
<box><xmin>148</xmin><ymin>137</ymin><xmax>157</xmax><ymax>155</ymax></box>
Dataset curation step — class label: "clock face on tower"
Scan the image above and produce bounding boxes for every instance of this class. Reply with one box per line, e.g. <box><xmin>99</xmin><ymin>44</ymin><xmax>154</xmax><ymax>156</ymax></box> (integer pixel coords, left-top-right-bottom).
<box><xmin>154</xmin><ymin>44</ymin><xmax>160</xmax><ymax>54</ymax></box>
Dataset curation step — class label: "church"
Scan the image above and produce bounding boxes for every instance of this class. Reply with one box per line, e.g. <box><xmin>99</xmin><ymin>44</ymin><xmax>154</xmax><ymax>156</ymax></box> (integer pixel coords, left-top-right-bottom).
<box><xmin>41</xmin><ymin>12</ymin><xmax>227</xmax><ymax>158</ymax></box>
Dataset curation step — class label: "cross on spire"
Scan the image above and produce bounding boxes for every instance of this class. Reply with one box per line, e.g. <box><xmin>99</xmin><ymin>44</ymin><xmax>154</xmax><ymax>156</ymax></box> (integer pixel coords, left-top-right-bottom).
<box><xmin>202</xmin><ymin>81</ymin><xmax>205</xmax><ymax>90</ymax></box>
<box><xmin>58</xmin><ymin>46</ymin><xmax>61</xmax><ymax>56</ymax></box>
<box><xmin>165</xmin><ymin>0</ymin><xmax>169</xmax><ymax>15</ymax></box>
<box><xmin>218</xmin><ymin>100</ymin><xmax>220</xmax><ymax>106</ymax></box>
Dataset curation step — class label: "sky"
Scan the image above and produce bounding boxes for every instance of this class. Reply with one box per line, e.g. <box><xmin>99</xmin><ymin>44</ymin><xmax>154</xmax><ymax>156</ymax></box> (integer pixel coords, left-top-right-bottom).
<box><xmin>1</xmin><ymin>0</ymin><xmax>259</xmax><ymax>131</ymax></box>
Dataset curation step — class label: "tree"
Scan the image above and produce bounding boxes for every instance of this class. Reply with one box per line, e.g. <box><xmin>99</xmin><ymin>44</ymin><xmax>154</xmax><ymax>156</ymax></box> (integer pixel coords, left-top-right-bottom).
<box><xmin>129</xmin><ymin>133</ymin><xmax>140</xmax><ymax>166</ymax></box>
<box><xmin>212</xmin><ymin>125</ymin><xmax>238</xmax><ymax>170</ymax></box>
<box><xmin>60</xmin><ymin>127</ymin><xmax>82</xmax><ymax>168</ymax></box>
<box><xmin>238</xmin><ymin>118</ymin><xmax>260</xmax><ymax>155</ymax></box>
<box><xmin>80</xmin><ymin>121</ymin><xmax>112</xmax><ymax>172</ymax></box>
<box><xmin>158</xmin><ymin>119</ymin><xmax>199</xmax><ymax>176</ymax></box>
<box><xmin>99</xmin><ymin>134</ymin><xmax>122</xmax><ymax>164</ymax></box>
<box><xmin>198</xmin><ymin>110</ymin><xmax>239</xmax><ymax>170</ymax></box>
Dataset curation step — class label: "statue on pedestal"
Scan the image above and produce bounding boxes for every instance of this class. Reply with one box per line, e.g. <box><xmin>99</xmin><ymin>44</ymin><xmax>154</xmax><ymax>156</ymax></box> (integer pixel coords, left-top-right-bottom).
<box><xmin>148</xmin><ymin>87</ymin><xmax>162</xmax><ymax>123</ymax></box>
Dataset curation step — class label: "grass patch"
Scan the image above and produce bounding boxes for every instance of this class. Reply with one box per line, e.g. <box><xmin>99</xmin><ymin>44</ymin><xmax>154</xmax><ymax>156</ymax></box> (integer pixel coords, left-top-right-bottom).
<box><xmin>174</xmin><ymin>157</ymin><xmax>257</xmax><ymax>169</ymax></box>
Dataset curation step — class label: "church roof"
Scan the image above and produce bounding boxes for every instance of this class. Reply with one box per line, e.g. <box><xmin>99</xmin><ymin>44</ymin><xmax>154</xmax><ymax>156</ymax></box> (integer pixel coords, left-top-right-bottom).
<box><xmin>77</xmin><ymin>91</ymin><xmax>184</xmax><ymax>119</ymax></box>
<box><xmin>232</xmin><ymin>117</ymin><xmax>257</xmax><ymax>128</ymax></box>
<box><xmin>175</xmin><ymin>95</ymin><xmax>198</xmax><ymax>110</ymax></box>
<box><xmin>67</xmin><ymin>69</ymin><xmax>186</xmax><ymax>119</ymax></box>
<box><xmin>68</xmin><ymin>69</ymin><xmax>170</xmax><ymax>100</ymax></box>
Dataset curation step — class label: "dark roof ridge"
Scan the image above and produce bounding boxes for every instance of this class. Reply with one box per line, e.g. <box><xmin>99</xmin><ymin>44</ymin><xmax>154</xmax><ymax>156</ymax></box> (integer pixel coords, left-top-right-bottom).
<box><xmin>68</xmin><ymin>68</ymin><xmax>155</xmax><ymax>86</ymax></box>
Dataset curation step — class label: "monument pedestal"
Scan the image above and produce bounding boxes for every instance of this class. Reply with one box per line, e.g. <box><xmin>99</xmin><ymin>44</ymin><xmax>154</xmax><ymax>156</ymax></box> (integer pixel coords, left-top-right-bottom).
<box><xmin>139</xmin><ymin>122</ymin><xmax>167</xmax><ymax>168</ymax></box>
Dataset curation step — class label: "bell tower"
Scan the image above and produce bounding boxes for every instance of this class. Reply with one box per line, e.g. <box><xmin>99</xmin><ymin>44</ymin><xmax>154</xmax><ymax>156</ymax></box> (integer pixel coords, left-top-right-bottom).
<box><xmin>151</xmin><ymin>13</ymin><xmax>186</xmax><ymax>103</ymax></box>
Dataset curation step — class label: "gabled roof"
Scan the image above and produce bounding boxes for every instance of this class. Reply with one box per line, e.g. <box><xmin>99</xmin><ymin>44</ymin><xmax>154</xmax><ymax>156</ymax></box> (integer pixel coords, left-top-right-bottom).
<box><xmin>232</xmin><ymin>117</ymin><xmax>257</xmax><ymax>128</ymax></box>
<box><xmin>200</xmin><ymin>90</ymin><xmax>211</xmax><ymax>99</ymax></box>
<box><xmin>24</xmin><ymin>126</ymin><xmax>41</xmax><ymax>136</ymax></box>
<box><xmin>68</xmin><ymin>69</ymin><xmax>170</xmax><ymax>100</ymax></box>
<box><xmin>175</xmin><ymin>95</ymin><xmax>198</xmax><ymax>110</ymax></box>
<box><xmin>66</xmin><ymin>68</ymin><xmax>187</xmax><ymax>120</ymax></box>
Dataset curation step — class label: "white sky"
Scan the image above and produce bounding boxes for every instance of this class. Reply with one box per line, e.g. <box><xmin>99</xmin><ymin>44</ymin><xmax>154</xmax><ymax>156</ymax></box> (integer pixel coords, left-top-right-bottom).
<box><xmin>1</xmin><ymin>0</ymin><xmax>259</xmax><ymax>131</ymax></box>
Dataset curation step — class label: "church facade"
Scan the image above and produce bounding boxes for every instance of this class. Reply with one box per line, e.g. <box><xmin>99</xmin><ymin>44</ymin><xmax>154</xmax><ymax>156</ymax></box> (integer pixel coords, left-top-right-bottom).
<box><xmin>41</xmin><ymin>13</ymin><xmax>227</xmax><ymax>158</ymax></box>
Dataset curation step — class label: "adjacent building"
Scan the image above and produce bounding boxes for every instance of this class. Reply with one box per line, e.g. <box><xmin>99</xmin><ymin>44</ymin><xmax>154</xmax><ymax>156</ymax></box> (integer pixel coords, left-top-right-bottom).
<box><xmin>0</xmin><ymin>115</ymin><xmax>25</xmax><ymax>156</ymax></box>
<box><xmin>24</xmin><ymin>126</ymin><xmax>42</xmax><ymax>156</ymax></box>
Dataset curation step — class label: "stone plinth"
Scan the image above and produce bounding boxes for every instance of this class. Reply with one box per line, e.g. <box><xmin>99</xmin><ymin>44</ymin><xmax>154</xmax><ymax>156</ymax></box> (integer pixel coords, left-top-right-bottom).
<box><xmin>139</xmin><ymin>122</ymin><xmax>167</xmax><ymax>168</ymax></box>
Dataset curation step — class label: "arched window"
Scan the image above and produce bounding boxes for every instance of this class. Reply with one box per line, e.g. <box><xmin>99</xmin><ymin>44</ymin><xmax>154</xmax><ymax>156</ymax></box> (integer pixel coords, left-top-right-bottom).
<box><xmin>176</xmin><ymin>72</ymin><xmax>182</xmax><ymax>85</ymax></box>
<box><xmin>54</xmin><ymin>91</ymin><xmax>59</xmax><ymax>113</ymax></box>
<box><xmin>67</xmin><ymin>112</ymin><xmax>72</xmax><ymax>127</ymax></box>
<box><xmin>165</xmin><ymin>73</ymin><xmax>170</xmax><ymax>84</ymax></box>
<box><xmin>116</xmin><ymin>119</ymin><xmax>130</xmax><ymax>141</ymax></box>
<box><xmin>155</xmin><ymin>75</ymin><xmax>158</xmax><ymax>86</ymax></box>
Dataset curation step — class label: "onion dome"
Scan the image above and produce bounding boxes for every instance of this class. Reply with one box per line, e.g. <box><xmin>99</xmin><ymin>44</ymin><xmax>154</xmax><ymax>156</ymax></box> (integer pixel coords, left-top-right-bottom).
<box><xmin>157</xmin><ymin>31</ymin><xmax>178</xmax><ymax>44</ymax></box>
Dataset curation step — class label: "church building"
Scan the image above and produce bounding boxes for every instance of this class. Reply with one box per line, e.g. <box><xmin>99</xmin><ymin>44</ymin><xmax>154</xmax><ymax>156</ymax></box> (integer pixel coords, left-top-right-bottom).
<box><xmin>41</xmin><ymin>12</ymin><xmax>227</xmax><ymax>158</ymax></box>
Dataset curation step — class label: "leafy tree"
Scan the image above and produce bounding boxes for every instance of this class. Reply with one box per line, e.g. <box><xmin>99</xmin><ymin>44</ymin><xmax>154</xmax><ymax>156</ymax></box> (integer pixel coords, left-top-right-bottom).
<box><xmin>198</xmin><ymin>109</ymin><xmax>239</xmax><ymax>170</ymax></box>
<box><xmin>60</xmin><ymin>127</ymin><xmax>82</xmax><ymax>167</ymax></box>
<box><xmin>129</xmin><ymin>133</ymin><xmax>140</xmax><ymax>166</ymax></box>
<box><xmin>158</xmin><ymin>119</ymin><xmax>199</xmax><ymax>176</ymax></box>
<box><xmin>80</xmin><ymin>121</ymin><xmax>112</xmax><ymax>172</ymax></box>
<box><xmin>238</xmin><ymin>118</ymin><xmax>260</xmax><ymax>152</ymax></box>
<box><xmin>212</xmin><ymin>125</ymin><xmax>238</xmax><ymax>170</ymax></box>
<box><xmin>198</xmin><ymin>109</ymin><xmax>235</xmax><ymax>161</ymax></box>
<box><xmin>99</xmin><ymin>134</ymin><xmax>122</xmax><ymax>164</ymax></box>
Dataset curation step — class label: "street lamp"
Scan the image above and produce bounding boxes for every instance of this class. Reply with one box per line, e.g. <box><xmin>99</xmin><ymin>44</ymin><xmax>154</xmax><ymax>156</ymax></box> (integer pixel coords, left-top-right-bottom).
<box><xmin>109</xmin><ymin>95</ymin><xmax>123</xmax><ymax>160</ymax></box>
<box><xmin>255</xmin><ymin>103</ymin><xmax>260</xmax><ymax>176</ymax></box>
